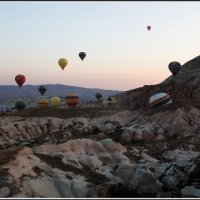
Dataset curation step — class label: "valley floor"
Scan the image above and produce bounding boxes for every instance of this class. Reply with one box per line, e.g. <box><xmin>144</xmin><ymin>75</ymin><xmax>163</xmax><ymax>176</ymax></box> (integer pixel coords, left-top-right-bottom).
<box><xmin>0</xmin><ymin>102</ymin><xmax>200</xmax><ymax>197</ymax></box>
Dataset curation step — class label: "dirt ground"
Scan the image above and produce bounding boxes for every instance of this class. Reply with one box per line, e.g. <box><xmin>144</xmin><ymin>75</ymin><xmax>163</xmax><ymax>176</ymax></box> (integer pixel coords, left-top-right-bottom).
<box><xmin>0</xmin><ymin>106</ymin><xmax>128</xmax><ymax>119</ymax></box>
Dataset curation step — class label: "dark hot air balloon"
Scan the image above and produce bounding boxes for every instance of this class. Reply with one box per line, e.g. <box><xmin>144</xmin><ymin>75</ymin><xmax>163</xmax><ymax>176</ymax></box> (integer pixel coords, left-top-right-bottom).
<box><xmin>95</xmin><ymin>93</ymin><xmax>102</xmax><ymax>101</ymax></box>
<box><xmin>15</xmin><ymin>74</ymin><xmax>26</xmax><ymax>88</ymax></box>
<box><xmin>168</xmin><ymin>61</ymin><xmax>181</xmax><ymax>76</ymax></box>
<box><xmin>147</xmin><ymin>26</ymin><xmax>151</xmax><ymax>31</ymax></box>
<box><xmin>38</xmin><ymin>85</ymin><xmax>47</xmax><ymax>96</ymax></box>
<box><xmin>15</xmin><ymin>100</ymin><xmax>26</xmax><ymax>111</ymax></box>
<box><xmin>103</xmin><ymin>96</ymin><xmax>117</xmax><ymax>107</ymax></box>
<box><xmin>79</xmin><ymin>52</ymin><xmax>86</xmax><ymax>61</ymax></box>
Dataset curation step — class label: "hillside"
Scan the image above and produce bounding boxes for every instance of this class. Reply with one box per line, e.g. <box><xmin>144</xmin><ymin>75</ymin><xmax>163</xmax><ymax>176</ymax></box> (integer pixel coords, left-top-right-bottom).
<box><xmin>0</xmin><ymin>84</ymin><xmax>121</xmax><ymax>105</ymax></box>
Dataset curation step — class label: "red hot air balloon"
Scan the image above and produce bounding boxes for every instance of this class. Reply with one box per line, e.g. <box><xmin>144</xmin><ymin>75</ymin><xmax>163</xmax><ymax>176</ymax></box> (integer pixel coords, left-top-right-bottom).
<box><xmin>15</xmin><ymin>74</ymin><xmax>26</xmax><ymax>88</ymax></box>
<box><xmin>147</xmin><ymin>26</ymin><xmax>151</xmax><ymax>31</ymax></box>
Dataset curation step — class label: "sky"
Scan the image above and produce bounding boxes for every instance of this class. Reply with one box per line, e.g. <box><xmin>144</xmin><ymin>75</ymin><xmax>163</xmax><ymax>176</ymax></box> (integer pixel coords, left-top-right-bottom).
<box><xmin>0</xmin><ymin>1</ymin><xmax>200</xmax><ymax>91</ymax></box>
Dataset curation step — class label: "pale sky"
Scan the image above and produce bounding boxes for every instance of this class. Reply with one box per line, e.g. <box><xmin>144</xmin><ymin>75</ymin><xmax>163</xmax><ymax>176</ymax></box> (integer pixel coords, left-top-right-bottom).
<box><xmin>0</xmin><ymin>1</ymin><xmax>200</xmax><ymax>91</ymax></box>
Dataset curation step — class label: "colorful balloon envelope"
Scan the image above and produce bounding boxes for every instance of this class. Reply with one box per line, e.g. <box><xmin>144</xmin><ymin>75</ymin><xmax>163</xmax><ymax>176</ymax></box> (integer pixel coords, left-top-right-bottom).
<box><xmin>15</xmin><ymin>100</ymin><xmax>26</xmax><ymax>111</ymax></box>
<box><xmin>168</xmin><ymin>61</ymin><xmax>181</xmax><ymax>76</ymax></box>
<box><xmin>38</xmin><ymin>85</ymin><xmax>47</xmax><ymax>96</ymax></box>
<box><xmin>38</xmin><ymin>98</ymin><xmax>49</xmax><ymax>108</ymax></box>
<box><xmin>65</xmin><ymin>93</ymin><xmax>80</xmax><ymax>108</ymax></box>
<box><xmin>103</xmin><ymin>96</ymin><xmax>117</xmax><ymax>106</ymax></box>
<box><xmin>15</xmin><ymin>74</ymin><xmax>26</xmax><ymax>88</ymax></box>
<box><xmin>149</xmin><ymin>93</ymin><xmax>172</xmax><ymax>109</ymax></box>
<box><xmin>58</xmin><ymin>58</ymin><xmax>68</xmax><ymax>70</ymax></box>
<box><xmin>50</xmin><ymin>96</ymin><xmax>61</xmax><ymax>107</ymax></box>
<box><xmin>79</xmin><ymin>52</ymin><xmax>86</xmax><ymax>61</ymax></box>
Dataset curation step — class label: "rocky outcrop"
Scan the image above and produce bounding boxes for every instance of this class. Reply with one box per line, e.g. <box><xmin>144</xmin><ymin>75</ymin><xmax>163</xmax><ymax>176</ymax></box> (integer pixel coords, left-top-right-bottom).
<box><xmin>0</xmin><ymin>111</ymin><xmax>133</xmax><ymax>148</ymax></box>
<box><xmin>0</xmin><ymin>106</ymin><xmax>200</xmax><ymax>148</ymax></box>
<box><xmin>1</xmin><ymin>136</ymin><xmax>200</xmax><ymax>197</ymax></box>
<box><xmin>120</xmin><ymin>106</ymin><xmax>200</xmax><ymax>144</ymax></box>
<box><xmin>116</xmin><ymin>55</ymin><xmax>200</xmax><ymax>110</ymax></box>
<box><xmin>0</xmin><ymin>140</ymin><xmax>127</xmax><ymax>198</ymax></box>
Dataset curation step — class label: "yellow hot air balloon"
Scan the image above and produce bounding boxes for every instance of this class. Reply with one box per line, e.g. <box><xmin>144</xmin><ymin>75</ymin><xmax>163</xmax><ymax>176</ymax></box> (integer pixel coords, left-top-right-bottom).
<box><xmin>38</xmin><ymin>98</ymin><xmax>49</xmax><ymax>108</ymax></box>
<box><xmin>50</xmin><ymin>96</ymin><xmax>61</xmax><ymax>107</ymax></box>
<box><xmin>58</xmin><ymin>58</ymin><xmax>68</xmax><ymax>70</ymax></box>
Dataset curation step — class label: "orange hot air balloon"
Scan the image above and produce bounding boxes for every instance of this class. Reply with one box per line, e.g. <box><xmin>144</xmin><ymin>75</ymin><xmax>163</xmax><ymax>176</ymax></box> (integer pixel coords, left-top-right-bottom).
<box><xmin>65</xmin><ymin>93</ymin><xmax>80</xmax><ymax>108</ymax></box>
<box><xmin>147</xmin><ymin>26</ymin><xmax>151</xmax><ymax>31</ymax></box>
<box><xmin>15</xmin><ymin>74</ymin><xmax>26</xmax><ymax>88</ymax></box>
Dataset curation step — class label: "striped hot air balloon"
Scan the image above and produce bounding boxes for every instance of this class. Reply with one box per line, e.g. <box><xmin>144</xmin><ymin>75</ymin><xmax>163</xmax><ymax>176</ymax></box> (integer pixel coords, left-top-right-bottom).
<box><xmin>38</xmin><ymin>98</ymin><xmax>49</xmax><ymax>108</ymax></box>
<box><xmin>65</xmin><ymin>93</ymin><xmax>80</xmax><ymax>108</ymax></box>
<box><xmin>149</xmin><ymin>93</ymin><xmax>172</xmax><ymax>109</ymax></box>
<box><xmin>168</xmin><ymin>61</ymin><xmax>181</xmax><ymax>76</ymax></box>
<box><xmin>103</xmin><ymin>96</ymin><xmax>117</xmax><ymax>107</ymax></box>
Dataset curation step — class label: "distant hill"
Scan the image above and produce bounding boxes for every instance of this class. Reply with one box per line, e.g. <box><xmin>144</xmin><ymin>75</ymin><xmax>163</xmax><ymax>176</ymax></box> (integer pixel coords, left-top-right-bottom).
<box><xmin>0</xmin><ymin>84</ymin><xmax>121</xmax><ymax>106</ymax></box>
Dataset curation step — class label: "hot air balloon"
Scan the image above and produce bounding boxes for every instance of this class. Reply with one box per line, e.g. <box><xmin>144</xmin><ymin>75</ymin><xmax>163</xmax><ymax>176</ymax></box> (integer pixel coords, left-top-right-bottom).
<box><xmin>15</xmin><ymin>100</ymin><xmax>26</xmax><ymax>111</ymax></box>
<box><xmin>38</xmin><ymin>85</ymin><xmax>47</xmax><ymax>96</ymax></box>
<box><xmin>103</xmin><ymin>96</ymin><xmax>117</xmax><ymax>107</ymax></box>
<box><xmin>38</xmin><ymin>98</ymin><xmax>49</xmax><ymax>108</ymax></box>
<box><xmin>15</xmin><ymin>74</ymin><xmax>26</xmax><ymax>88</ymax></box>
<box><xmin>79</xmin><ymin>52</ymin><xmax>86</xmax><ymax>61</ymax></box>
<box><xmin>149</xmin><ymin>93</ymin><xmax>172</xmax><ymax>109</ymax></box>
<box><xmin>50</xmin><ymin>96</ymin><xmax>61</xmax><ymax>107</ymax></box>
<box><xmin>95</xmin><ymin>93</ymin><xmax>102</xmax><ymax>101</ymax></box>
<box><xmin>58</xmin><ymin>58</ymin><xmax>68</xmax><ymax>70</ymax></box>
<box><xmin>65</xmin><ymin>93</ymin><xmax>80</xmax><ymax>108</ymax></box>
<box><xmin>147</xmin><ymin>26</ymin><xmax>151</xmax><ymax>31</ymax></box>
<box><xmin>0</xmin><ymin>105</ymin><xmax>10</xmax><ymax>112</ymax></box>
<box><xmin>168</xmin><ymin>61</ymin><xmax>181</xmax><ymax>76</ymax></box>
